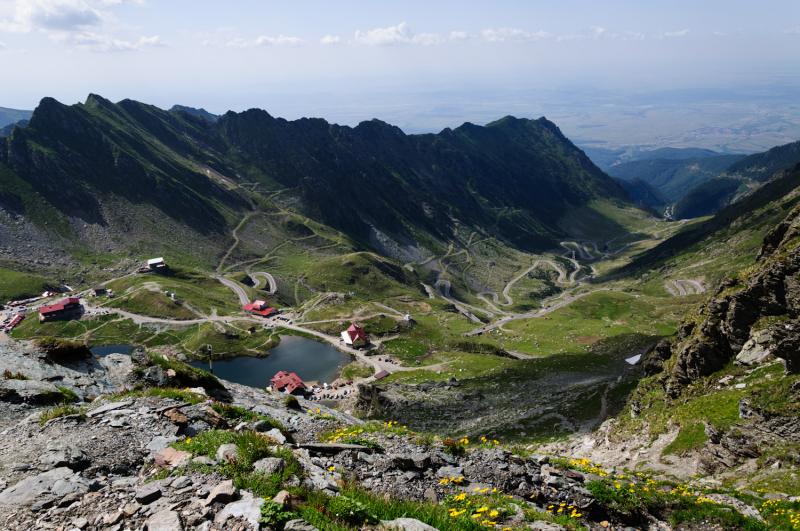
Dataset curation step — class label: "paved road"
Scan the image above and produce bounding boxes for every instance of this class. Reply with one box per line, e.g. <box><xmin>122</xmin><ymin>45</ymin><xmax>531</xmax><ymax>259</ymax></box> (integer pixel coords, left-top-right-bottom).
<box><xmin>215</xmin><ymin>275</ymin><xmax>250</xmax><ymax>306</ymax></box>
<box><xmin>465</xmin><ymin>288</ymin><xmax>610</xmax><ymax>336</ymax></box>
<box><xmin>251</xmin><ymin>272</ymin><xmax>277</xmax><ymax>294</ymax></box>
<box><xmin>664</xmin><ymin>279</ymin><xmax>706</xmax><ymax>297</ymax></box>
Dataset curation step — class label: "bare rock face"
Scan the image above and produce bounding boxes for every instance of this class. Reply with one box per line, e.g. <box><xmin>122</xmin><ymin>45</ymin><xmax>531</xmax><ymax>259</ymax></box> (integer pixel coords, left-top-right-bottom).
<box><xmin>664</xmin><ymin>208</ymin><xmax>800</xmax><ymax>395</ymax></box>
<box><xmin>0</xmin><ymin>467</ymin><xmax>89</xmax><ymax>507</ymax></box>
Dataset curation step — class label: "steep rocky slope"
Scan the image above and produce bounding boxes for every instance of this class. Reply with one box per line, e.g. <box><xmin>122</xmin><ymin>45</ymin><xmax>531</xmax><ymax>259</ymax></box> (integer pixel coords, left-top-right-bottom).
<box><xmin>545</xmin><ymin>204</ymin><xmax>800</xmax><ymax>504</ymax></box>
<box><xmin>0</xmin><ymin>341</ymin><xmax>784</xmax><ymax>530</ymax></box>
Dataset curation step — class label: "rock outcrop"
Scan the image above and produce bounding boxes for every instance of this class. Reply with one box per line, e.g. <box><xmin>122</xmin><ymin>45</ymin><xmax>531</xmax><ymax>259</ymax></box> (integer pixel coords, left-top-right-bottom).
<box><xmin>663</xmin><ymin>206</ymin><xmax>800</xmax><ymax>395</ymax></box>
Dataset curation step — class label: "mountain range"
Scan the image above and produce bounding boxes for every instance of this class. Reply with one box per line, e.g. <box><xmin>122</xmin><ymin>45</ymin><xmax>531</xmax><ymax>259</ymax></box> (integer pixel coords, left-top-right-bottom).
<box><xmin>0</xmin><ymin>95</ymin><xmax>632</xmax><ymax>275</ymax></box>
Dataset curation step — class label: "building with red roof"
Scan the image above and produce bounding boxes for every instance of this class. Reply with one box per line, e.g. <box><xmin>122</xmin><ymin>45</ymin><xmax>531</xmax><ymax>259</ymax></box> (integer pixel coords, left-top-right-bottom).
<box><xmin>39</xmin><ymin>297</ymin><xmax>82</xmax><ymax>322</ymax></box>
<box><xmin>4</xmin><ymin>313</ymin><xmax>25</xmax><ymax>332</ymax></box>
<box><xmin>243</xmin><ymin>300</ymin><xmax>276</xmax><ymax>317</ymax></box>
<box><xmin>340</xmin><ymin>322</ymin><xmax>369</xmax><ymax>348</ymax></box>
<box><xmin>270</xmin><ymin>371</ymin><xmax>307</xmax><ymax>395</ymax></box>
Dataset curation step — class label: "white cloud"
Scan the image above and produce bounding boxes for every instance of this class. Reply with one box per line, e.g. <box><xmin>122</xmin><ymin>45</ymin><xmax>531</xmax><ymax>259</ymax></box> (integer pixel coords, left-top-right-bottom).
<box><xmin>352</xmin><ymin>22</ymin><xmax>453</xmax><ymax>46</ymax></box>
<box><xmin>481</xmin><ymin>27</ymin><xmax>551</xmax><ymax>43</ymax></box>
<box><xmin>2</xmin><ymin>0</ymin><xmax>102</xmax><ymax>32</ymax></box>
<box><xmin>0</xmin><ymin>0</ymin><xmax>158</xmax><ymax>52</ymax></box>
<box><xmin>448</xmin><ymin>30</ymin><xmax>469</xmax><ymax>42</ymax></box>
<box><xmin>354</xmin><ymin>22</ymin><xmax>413</xmax><ymax>46</ymax></box>
<box><xmin>63</xmin><ymin>30</ymin><xmax>163</xmax><ymax>51</ymax></box>
<box><xmin>660</xmin><ymin>29</ymin><xmax>690</xmax><ymax>38</ymax></box>
<box><xmin>320</xmin><ymin>34</ymin><xmax>340</xmax><ymax>45</ymax></box>
<box><xmin>254</xmin><ymin>34</ymin><xmax>303</xmax><ymax>46</ymax></box>
<box><xmin>786</xmin><ymin>26</ymin><xmax>800</xmax><ymax>35</ymax></box>
<box><xmin>224</xmin><ymin>34</ymin><xmax>304</xmax><ymax>48</ymax></box>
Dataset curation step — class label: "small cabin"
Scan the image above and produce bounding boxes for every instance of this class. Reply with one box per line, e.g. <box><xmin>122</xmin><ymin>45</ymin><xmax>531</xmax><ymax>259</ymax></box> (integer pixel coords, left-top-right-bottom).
<box><xmin>147</xmin><ymin>257</ymin><xmax>168</xmax><ymax>272</ymax></box>
<box><xmin>243</xmin><ymin>300</ymin><xmax>276</xmax><ymax>317</ymax></box>
<box><xmin>270</xmin><ymin>371</ymin><xmax>307</xmax><ymax>395</ymax></box>
<box><xmin>39</xmin><ymin>297</ymin><xmax>82</xmax><ymax>322</ymax></box>
<box><xmin>340</xmin><ymin>323</ymin><xmax>369</xmax><ymax>348</ymax></box>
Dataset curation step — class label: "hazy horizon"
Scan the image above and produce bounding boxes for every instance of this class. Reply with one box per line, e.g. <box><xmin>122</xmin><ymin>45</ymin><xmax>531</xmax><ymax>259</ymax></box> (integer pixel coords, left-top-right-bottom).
<box><xmin>2</xmin><ymin>0</ymin><xmax>799</xmax><ymax>150</ymax></box>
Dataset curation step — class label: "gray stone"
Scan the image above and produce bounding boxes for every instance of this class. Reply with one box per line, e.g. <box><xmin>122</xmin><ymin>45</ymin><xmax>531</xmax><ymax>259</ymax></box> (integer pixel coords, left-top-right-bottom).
<box><xmin>284</xmin><ymin>519</ymin><xmax>320</xmax><ymax>531</ymax></box>
<box><xmin>214</xmin><ymin>492</ymin><xmax>263</xmax><ymax>529</ymax></box>
<box><xmin>379</xmin><ymin>518</ymin><xmax>439</xmax><ymax>530</ymax></box>
<box><xmin>135</xmin><ymin>484</ymin><xmax>162</xmax><ymax>505</ymax></box>
<box><xmin>111</xmin><ymin>477</ymin><xmax>137</xmax><ymax>489</ymax></box>
<box><xmin>423</xmin><ymin>487</ymin><xmax>438</xmax><ymax>504</ymax></box>
<box><xmin>253</xmin><ymin>457</ymin><xmax>284</xmax><ymax>475</ymax></box>
<box><xmin>170</xmin><ymin>476</ymin><xmax>192</xmax><ymax>489</ymax></box>
<box><xmin>706</xmin><ymin>493</ymin><xmax>764</xmax><ymax>521</ymax></box>
<box><xmin>146</xmin><ymin>436</ymin><xmax>178</xmax><ymax>456</ymax></box>
<box><xmin>204</xmin><ymin>479</ymin><xmax>237</xmax><ymax>506</ymax></box>
<box><xmin>39</xmin><ymin>445</ymin><xmax>88</xmax><ymax>471</ymax></box>
<box><xmin>0</xmin><ymin>467</ymin><xmax>88</xmax><ymax>506</ymax></box>
<box><xmin>252</xmin><ymin>420</ymin><xmax>272</xmax><ymax>432</ymax></box>
<box><xmin>216</xmin><ymin>443</ymin><xmax>239</xmax><ymax>463</ymax></box>
<box><xmin>86</xmin><ymin>400</ymin><xmax>133</xmax><ymax>418</ymax></box>
<box><xmin>0</xmin><ymin>379</ymin><xmax>62</xmax><ymax>405</ymax></box>
<box><xmin>265</xmin><ymin>428</ymin><xmax>287</xmax><ymax>444</ymax></box>
<box><xmin>436</xmin><ymin>465</ymin><xmax>463</xmax><ymax>478</ymax></box>
<box><xmin>72</xmin><ymin>516</ymin><xmax>89</xmax><ymax>529</ymax></box>
<box><xmin>191</xmin><ymin>456</ymin><xmax>217</xmax><ymax>466</ymax></box>
<box><xmin>145</xmin><ymin>509</ymin><xmax>183</xmax><ymax>531</ymax></box>
<box><xmin>528</xmin><ymin>521</ymin><xmax>566</xmax><ymax>530</ymax></box>
<box><xmin>736</xmin><ymin>330</ymin><xmax>774</xmax><ymax>366</ymax></box>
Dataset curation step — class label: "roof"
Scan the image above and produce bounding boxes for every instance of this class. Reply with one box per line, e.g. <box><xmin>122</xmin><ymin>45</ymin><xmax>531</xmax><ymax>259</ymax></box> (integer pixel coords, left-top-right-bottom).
<box><xmin>39</xmin><ymin>297</ymin><xmax>81</xmax><ymax>315</ymax></box>
<box><xmin>345</xmin><ymin>323</ymin><xmax>369</xmax><ymax>342</ymax></box>
<box><xmin>374</xmin><ymin>370</ymin><xmax>390</xmax><ymax>380</ymax></box>
<box><xmin>270</xmin><ymin>371</ymin><xmax>306</xmax><ymax>393</ymax></box>
<box><xmin>243</xmin><ymin>300</ymin><xmax>276</xmax><ymax>316</ymax></box>
<box><xmin>147</xmin><ymin>257</ymin><xmax>165</xmax><ymax>266</ymax></box>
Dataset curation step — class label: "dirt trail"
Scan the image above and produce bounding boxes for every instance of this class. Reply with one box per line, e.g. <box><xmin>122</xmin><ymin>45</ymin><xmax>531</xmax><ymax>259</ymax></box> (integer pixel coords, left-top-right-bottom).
<box><xmin>217</xmin><ymin>212</ymin><xmax>256</xmax><ymax>273</ymax></box>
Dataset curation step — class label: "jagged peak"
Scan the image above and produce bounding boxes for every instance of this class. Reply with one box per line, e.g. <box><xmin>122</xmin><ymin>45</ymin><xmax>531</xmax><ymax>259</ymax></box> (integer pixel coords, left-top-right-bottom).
<box><xmin>84</xmin><ymin>93</ymin><xmax>115</xmax><ymax>108</ymax></box>
<box><xmin>354</xmin><ymin>118</ymin><xmax>405</xmax><ymax>137</ymax></box>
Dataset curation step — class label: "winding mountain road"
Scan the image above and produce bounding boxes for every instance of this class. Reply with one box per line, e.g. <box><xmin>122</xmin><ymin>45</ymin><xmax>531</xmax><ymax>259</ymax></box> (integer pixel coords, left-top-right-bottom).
<box><xmin>465</xmin><ymin>288</ymin><xmax>611</xmax><ymax>336</ymax></box>
<box><xmin>251</xmin><ymin>272</ymin><xmax>277</xmax><ymax>294</ymax></box>
<box><xmin>214</xmin><ymin>275</ymin><xmax>249</xmax><ymax>306</ymax></box>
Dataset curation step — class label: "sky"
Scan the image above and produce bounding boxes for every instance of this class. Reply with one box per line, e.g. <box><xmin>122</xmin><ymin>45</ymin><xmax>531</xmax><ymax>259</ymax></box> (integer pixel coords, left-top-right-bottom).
<box><xmin>1</xmin><ymin>0</ymin><xmax>799</xmax><ymax>149</ymax></box>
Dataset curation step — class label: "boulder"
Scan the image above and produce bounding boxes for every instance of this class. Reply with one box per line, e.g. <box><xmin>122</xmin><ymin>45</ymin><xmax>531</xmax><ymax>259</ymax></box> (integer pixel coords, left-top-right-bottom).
<box><xmin>284</xmin><ymin>520</ymin><xmax>320</xmax><ymax>531</ymax></box>
<box><xmin>154</xmin><ymin>447</ymin><xmax>192</xmax><ymax>468</ymax></box>
<box><xmin>134</xmin><ymin>484</ymin><xmax>162</xmax><ymax>504</ymax></box>
<box><xmin>0</xmin><ymin>379</ymin><xmax>63</xmax><ymax>405</ymax></box>
<box><xmin>379</xmin><ymin>518</ymin><xmax>439</xmax><ymax>530</ymax></box>
<box><xmin>265</xmin><ymin>428</ymin><xmax>287</xmax><ymax>444</ymax></box>
<box><xmin>204</xmin><ymin>479</ymin><xmax>238</xmax><ymax>506</ymax></box>
<box><xmin>272</xmin><ymin>490</ymin><xmax>293</xmax><ymax>507</ymax></box>
<box><xmin>146</xmin><ymin>436</ymin><xmax>178</xmax><ymax>456</ymax></box>
<box><xmin>736</xmin><ymin>330</ymin><xmax>774</xmax><ymax>366</ymax></box>
<box><xmin>253</xmin><ymin>457</ymin><xmax>284</xmax><ymax>475</ymax></box>
<box><xmin>0</xmin><ymin>467</ymin><xmax>88</xmax><ymax>507</ymax></box>
<box><xmin>145</xmin><ymin>509</ymin><xmax>183</xmax><ymax>531</ymax></box>
<box><xmin>216</xmin><ymin>443</ymin><xmax>239</xmax><ymax>463</ymax></box>
<box><xmin>215</xmin><ymin>492</ymin><xmax>263</xmax><ymax>529</ymax></box>
<box><xmin>436</xmin><ymin>465</ymin><xmax>463</xmax><ymax>478</ymax></box>
<box><xmin>86</xmin><ymin>400</ymin><xmax>134</xmax><ymax>417</ymax></box>
<box><xmin>528</xmin><ymin>522</ymin><xmax>566</xmax><ymax>530</ymax></box>
<box><xmin>39</xmin><ymin>445</ymin><xmax>88</xmax><ymax>471</ymax></box>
